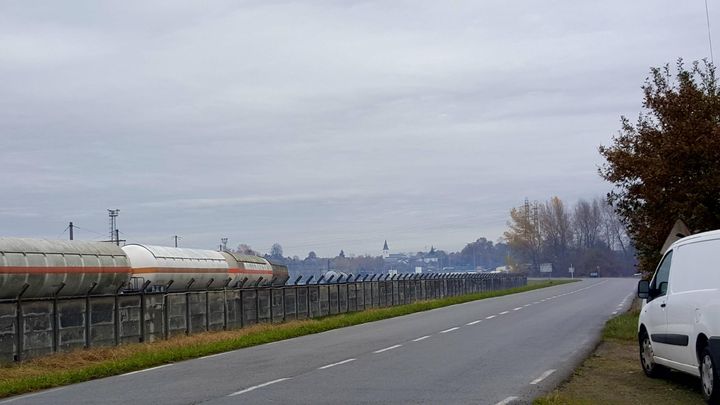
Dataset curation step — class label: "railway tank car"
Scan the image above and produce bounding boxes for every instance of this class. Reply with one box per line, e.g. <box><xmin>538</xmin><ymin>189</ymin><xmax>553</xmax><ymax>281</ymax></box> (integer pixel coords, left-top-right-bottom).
<box><xmin>122</xmin><ymin>244</ymin><xmax>232</xmax><ymax>292</ymax></box>
<box><xmin>220</xmin><ymin>252</ymin><xmax>274</xmax><ymax>286</ymax></box>
<box><xmin>0</xmin><ymin>238</ymin><xmax>131</xmax><ymax>299</ymax></box>
<box><xmin>0</xmin><ymin>238</ymin><xmax>290</xmax><ymax>299</ymax></box>
<box><xmin>121</xmin><ymin>245</ymin><xmax>288</xmax><ymax>291</ymax></box>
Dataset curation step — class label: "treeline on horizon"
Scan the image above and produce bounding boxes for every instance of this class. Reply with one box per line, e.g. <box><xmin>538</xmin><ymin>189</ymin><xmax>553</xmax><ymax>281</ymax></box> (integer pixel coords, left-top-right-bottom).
<box><xmin>231</xmin><ymin>195</ymin><xmax>636</xmax><ymax>278</ymax></box>
<box><xmin>503</xmin><ymin>196</ymin><xmax>635</xmax><ymax>277</ymax></box>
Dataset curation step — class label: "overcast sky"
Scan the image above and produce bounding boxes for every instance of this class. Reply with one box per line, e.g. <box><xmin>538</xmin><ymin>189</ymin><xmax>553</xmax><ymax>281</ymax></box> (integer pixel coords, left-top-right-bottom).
<box><xmin>0</xmin><ymin>1</ymin><xmax>715</xmax><ymax>257</ymax></box>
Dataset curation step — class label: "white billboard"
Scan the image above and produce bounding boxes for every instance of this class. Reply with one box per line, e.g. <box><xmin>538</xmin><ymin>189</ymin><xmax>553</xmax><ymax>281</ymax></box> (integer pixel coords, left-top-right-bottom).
<box><xmin>539</xmin><ymin>263</ymin><xmax>553</xmax><ymax>273</ymax></box>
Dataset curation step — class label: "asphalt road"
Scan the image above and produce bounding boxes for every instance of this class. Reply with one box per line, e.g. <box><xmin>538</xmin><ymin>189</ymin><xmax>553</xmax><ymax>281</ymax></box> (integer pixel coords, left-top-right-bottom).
<box><xmin>1</xmin><ymin>278</ymin><xmax>636</xmax><ymax>405</ymax></box>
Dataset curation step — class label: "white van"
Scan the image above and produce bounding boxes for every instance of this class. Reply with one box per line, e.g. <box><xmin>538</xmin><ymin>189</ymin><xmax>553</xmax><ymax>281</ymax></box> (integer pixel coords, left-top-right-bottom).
<box><xmin>637</xmin><ymin>230</ymin><xmax>720</xmax><ymax>403</ymax></box>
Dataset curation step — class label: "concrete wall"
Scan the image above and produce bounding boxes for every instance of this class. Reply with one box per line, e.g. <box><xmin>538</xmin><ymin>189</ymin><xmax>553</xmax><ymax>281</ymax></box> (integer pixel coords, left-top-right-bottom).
<box><xmin>0</xmin><ymin>273</ymin><xmax>527</xmax><ymax>363</ymax></box>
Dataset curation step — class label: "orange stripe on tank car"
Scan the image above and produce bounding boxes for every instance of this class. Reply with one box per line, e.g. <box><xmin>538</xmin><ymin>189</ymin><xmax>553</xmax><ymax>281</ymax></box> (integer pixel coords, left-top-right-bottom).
<box><xmin>132</xmin><ymin>267</ymin><xmax>233</xmax><ymax>274</ymax></box>
<box><xmin>0</xmin><ymin>266</ymin><xmax>132</xmax><ymax>274</ymax></box>
<box><xmin>228</xmin><ymin>268</ymin><xmax>273</xmax><ymax>274</ymax></box>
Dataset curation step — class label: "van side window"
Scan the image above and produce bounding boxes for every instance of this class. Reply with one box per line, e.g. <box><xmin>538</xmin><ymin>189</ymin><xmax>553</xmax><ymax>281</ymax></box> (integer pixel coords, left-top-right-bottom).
<box><xmin>650</xmin><ymin>250</ymin><xmax>673</xmax><ymax>300</ymax></box>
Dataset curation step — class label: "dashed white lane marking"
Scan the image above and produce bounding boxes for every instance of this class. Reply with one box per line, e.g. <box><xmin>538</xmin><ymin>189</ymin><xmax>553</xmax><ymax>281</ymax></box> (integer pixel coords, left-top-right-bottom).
<box><xmin>486</xmin><ymin>315</ymin><xmax>497</xmax><ymax>319</ymax></box>
<box><xmin>412</xmin><ymin>335</ymin><xmax>431</xmax><ymax>342</ymax></box>
<box><xmin>466</xmin><ymin>320</ymin><xmax>482</xmax><ymax>325</ymax></box>
<box><xmin>120</xmin><ymin>364</ymin><xmax>172</xmax><ymax>376</ymax></box>
<box><xmin>523</xmin><ymin>304</ymin><xmax>532</xmax><ymax>307</ymax></box>
<box><xmin>533</xmin><ymin>301</ymin><xmax>541</xmax><ymax>304</ymax></box>
<box><xmin>612</xmin><ymin>311</ymin><xmax>618</xmax><ymax>315</ymax></box>
<box><xmin>530</xmin><ymin>369</ymin><xmax>556</xmax><ymax>385</ymax></box>
<box><xmin>440</xmin><ymin>327</ymin><xmax>460</xmax><ymax>333</ymax></box>
<box><xmin>495</xmin><ymin>396</ymin><xmax>519</xmax><ymax>405</ymax></box>
<box><xmin>373</xmin><ymin>344</ymin><xmax>402</xmax><ymax>354</ymax></box>
<box><xmin>513</xmin><ymin>307</ymin><xmax>523</xmax><ymax>311</ymax></box>
<box><xmin>318</xmin><ymin>358</ymin><xmax>356</xmax><ymax>370</ymax></box>
<box><xmin>499</xmin><ymin>311</ymin><xmax>510</xmax><ymax>315</ymax></box>
<box><xmin>0</xmin><ymin>387</ymin><xmax>66</xmax><ymax>404</ymax></box>
<box><xmin>229</xmin><ymin>378</ymin><xmax>290</xmax><ymax>396</ymax></box>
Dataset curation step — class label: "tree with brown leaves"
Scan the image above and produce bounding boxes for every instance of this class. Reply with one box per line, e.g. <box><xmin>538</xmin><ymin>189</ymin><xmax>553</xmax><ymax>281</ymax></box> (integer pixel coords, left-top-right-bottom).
<box><xmin>599</xmin><ymin>59</ymin><xmax>720</xmax><ymax>273</ymax></box>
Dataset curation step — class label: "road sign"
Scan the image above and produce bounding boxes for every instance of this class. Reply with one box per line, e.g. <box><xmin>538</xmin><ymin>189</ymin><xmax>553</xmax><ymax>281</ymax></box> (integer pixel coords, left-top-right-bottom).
<box><xmin>569</xmin><ymin>266</ymin><xmax>575</xmax><ymax>279</ymax></box>
<box><xmin>539</xmin><ymin>263</ymin><xmax>553</xmax><ymax>273</ymax></box>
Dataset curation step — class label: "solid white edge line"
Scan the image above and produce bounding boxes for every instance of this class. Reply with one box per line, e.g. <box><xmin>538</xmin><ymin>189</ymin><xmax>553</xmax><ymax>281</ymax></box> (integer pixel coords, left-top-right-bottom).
<box><xmin>373</xmin><ymin>344</ymin><xmax>402</xmax><ymax>354</ymax></box>
<box><xmin>229</xmin><ymin>378</ymin><xmax>290</xmax><ymax>396</ymax></box>
<box><xmin>440</xmin><ymin>327</ymin><xmax>460</xmax><ymax>333</ymax></box>
<box><xmin>318</xmin><ymin>358</ymin><xmax>356</xmax><ymax>370</ymax></box>
<box><xmin>495</xmin><ymin>396</ymin><xmax>519</xmax><ymax>405</ymax></box>
<box><xmin>0</xmin><ymin>387</ymin><xmax>66</xmax><ymax>404</ymax></box>
<box><xmin>466</xmin><ymin>320</ymin><xmax>481</xmax><ymax>325</ymax></box>
<box><xmin>530</xmin><ymin>369</ymin><xmax>556</xmax><ymax>385</ymax></box>
<box><xmin>412</xmin><ymin>335</ymin><xmax>431</xmax><ymax>342</ymax></box>
<box><xmin>120</xmin><ymin>364</ymin><xmax>172</xmax><ymax>377</ymax></box>
<box><xmin>199</xmin><ymin>353</ymin><xmax>226</xmax><ymax>360</ymax></box>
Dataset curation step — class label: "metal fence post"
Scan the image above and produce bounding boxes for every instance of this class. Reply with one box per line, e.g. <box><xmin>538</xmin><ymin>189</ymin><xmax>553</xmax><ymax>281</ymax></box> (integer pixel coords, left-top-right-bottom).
<box><xmin>239</xmin><ymin>288</ymin><xmax>245</xmax><ymax>328</ymax></box>
<box><xmin>294</xmin><ymin>277</ymin><xmax>301</xmax><ymax>320</ymax></box>
<box><xmin>185</xmin><ymin>278</ymin><xmax>195</xmax><ymax>335</ymax></box>
<box><xmin>256</xmin><ymin>285</ymin><xmax>261</xmax><ymax>324</ymax></box>
<box><xmin>346</xmin><ymin>278</ymin><xmax>351</xmax><ymax>312</ymax></box>
<box><xmin>237</xmin><ymin>278</ymin><xmax>247</xmax><ymax>328</ymax></box>
<box><xmin>114</xmin><ymin>283</ymin><xmax>124</xmax><ymax>346</ymax></box>
<box><xmin>337</xmin><ymin>278</ymin><xmax>341</xmax><ymax>314</ymax></box>
<box><xmin>223</xmin><ymin>278</ymin><xmax>231</xmax><ymax>331</ymax></box>
<box><xmin>52</xmin><ymin>283</ymin><xmax>65</xmax><ymax>353</ymax></box>
<box><xmin>138</xmin><ymin>280</ymin><xmax>151</xmax><ymax>343</ymax></box>
<box><xmin>306</xmin><ymin>285</ymin><xmax>312</xmax><ymax>318</ymax></box>
<box><xmin>390</xmin><ymin>275</ymin><xmax>395</xmax><ymax>306</ymax></box>
<box><xmin>205</xmin><ymin>279</ymin><xmax>214</xmax><ymax>331</ymax></box>
<box><xmin>282</xmin><ymin>287</ymin><xmax>287</xmax><ymax>322</ymax></box>
<box><xmin>85</xmin><ymin>282</ymin><xmax>98</xmax><ymax>347</ymax></box>
<box><xmin>15</xmin><ymin>283</ymin><xmax>29</xmax><ymax>362</ymax></box>
<box><xmin>362</xmin><ymin>275</ymin><xmax>369</xmax><ymax>310</ymax></box>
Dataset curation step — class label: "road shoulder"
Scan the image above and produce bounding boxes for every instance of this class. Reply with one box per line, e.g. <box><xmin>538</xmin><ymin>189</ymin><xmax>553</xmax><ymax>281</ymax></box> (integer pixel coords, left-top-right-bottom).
<box><xmin>534</xmin><ymin>300</ymin><xmax>704</xmax><ymax>405</ymax></box>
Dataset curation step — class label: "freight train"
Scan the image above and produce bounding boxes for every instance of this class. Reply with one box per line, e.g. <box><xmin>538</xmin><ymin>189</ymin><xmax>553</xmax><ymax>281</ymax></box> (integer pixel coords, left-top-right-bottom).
<box><xmin>0</xmin><ymin>238</ymin><xmax>289</xmax><ymax>299</ymax></box>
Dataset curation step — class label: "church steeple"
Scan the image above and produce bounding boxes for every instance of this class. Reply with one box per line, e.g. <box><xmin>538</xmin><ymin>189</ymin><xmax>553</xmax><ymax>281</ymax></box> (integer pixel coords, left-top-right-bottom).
<box><xmin>382</xmin><ymin>240</ymin><xmax>389</xmax><ymax>258</ymax></box>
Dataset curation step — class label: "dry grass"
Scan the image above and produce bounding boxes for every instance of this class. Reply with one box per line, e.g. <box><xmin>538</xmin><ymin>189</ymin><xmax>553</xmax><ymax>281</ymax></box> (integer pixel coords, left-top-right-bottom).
<box><xmin>0</xmin><ymin>321</ymin><xmax>292</xmax><ymax>381</ymax></box>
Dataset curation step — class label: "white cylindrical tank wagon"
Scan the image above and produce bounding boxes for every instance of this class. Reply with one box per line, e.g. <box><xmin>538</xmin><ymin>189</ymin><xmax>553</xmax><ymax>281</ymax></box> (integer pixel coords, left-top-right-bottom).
<box><xmin>220</xmin><ymin>252</ymin><xmax>275</xmax><ymax>286</ymax></box>
<box><xmin>0</xmin><ymin>238</ymin><xmax>131</xmax><ymax>299</ymax></box>
<box><xmin>122</xmin><ymin>244</ymin><xmax>231</xmax><ymax>291</ymax></box>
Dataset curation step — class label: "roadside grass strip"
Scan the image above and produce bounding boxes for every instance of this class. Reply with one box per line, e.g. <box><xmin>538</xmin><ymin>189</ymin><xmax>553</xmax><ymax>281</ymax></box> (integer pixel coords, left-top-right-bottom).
<box><xmin>0</xmin><ymin>279</ymin><xmax>574</xmax><ymax>399</ymax></box>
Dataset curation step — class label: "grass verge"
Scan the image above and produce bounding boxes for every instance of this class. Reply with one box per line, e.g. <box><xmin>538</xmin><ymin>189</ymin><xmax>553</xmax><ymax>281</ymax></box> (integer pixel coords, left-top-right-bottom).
<box><xmin>534</xmin><ymin>300</ymin><xmax>704</xmax><ymax>405</ymax></box>
<box><xmin>0</xmin><ymin>279</ymin><xmax>574</xmax><ymax>399</ymax></box>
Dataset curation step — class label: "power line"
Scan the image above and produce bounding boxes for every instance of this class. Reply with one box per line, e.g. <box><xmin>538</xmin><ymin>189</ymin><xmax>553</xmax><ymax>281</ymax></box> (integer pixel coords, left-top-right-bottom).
<box><xmin>707</xmin><ymin>0</ymin><xmax>715</xmax><ymax>63</ymax></box>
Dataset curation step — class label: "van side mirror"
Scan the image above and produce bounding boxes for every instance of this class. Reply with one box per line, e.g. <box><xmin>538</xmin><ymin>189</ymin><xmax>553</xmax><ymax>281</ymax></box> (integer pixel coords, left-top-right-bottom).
<box><xmin>637</xmin><ymin>280</ymin><xmax>650</xmax><ymax>299</ymax></box>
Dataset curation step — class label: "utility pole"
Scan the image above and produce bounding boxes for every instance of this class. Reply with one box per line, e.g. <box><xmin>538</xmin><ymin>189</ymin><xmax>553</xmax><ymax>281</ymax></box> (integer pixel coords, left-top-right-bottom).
<box><xmin>108</xmin><ymin>209</ymin><xmax>120</xmax><ymax>244</ymax></box>
<box><xmin>173</xmin><ymin>235</ymin><xmax>180</xmax><ymax>248</ymax></box>
<box><xmin>68</xmin><ymin>222</ymin><xmax>74</xmax><ymax>241</ymax></box>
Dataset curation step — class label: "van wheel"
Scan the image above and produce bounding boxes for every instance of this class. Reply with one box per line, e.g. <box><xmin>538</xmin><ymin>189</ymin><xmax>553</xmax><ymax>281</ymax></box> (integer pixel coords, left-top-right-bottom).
<box><xmin>640</xmin><ymin>332</ymin><xmax>666</xmax><ymax>377</ymax></box>
<box><xmin>700</xmin><ymin>347</ymin><xmax>720</xmax><ymax>404</ymax></box>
